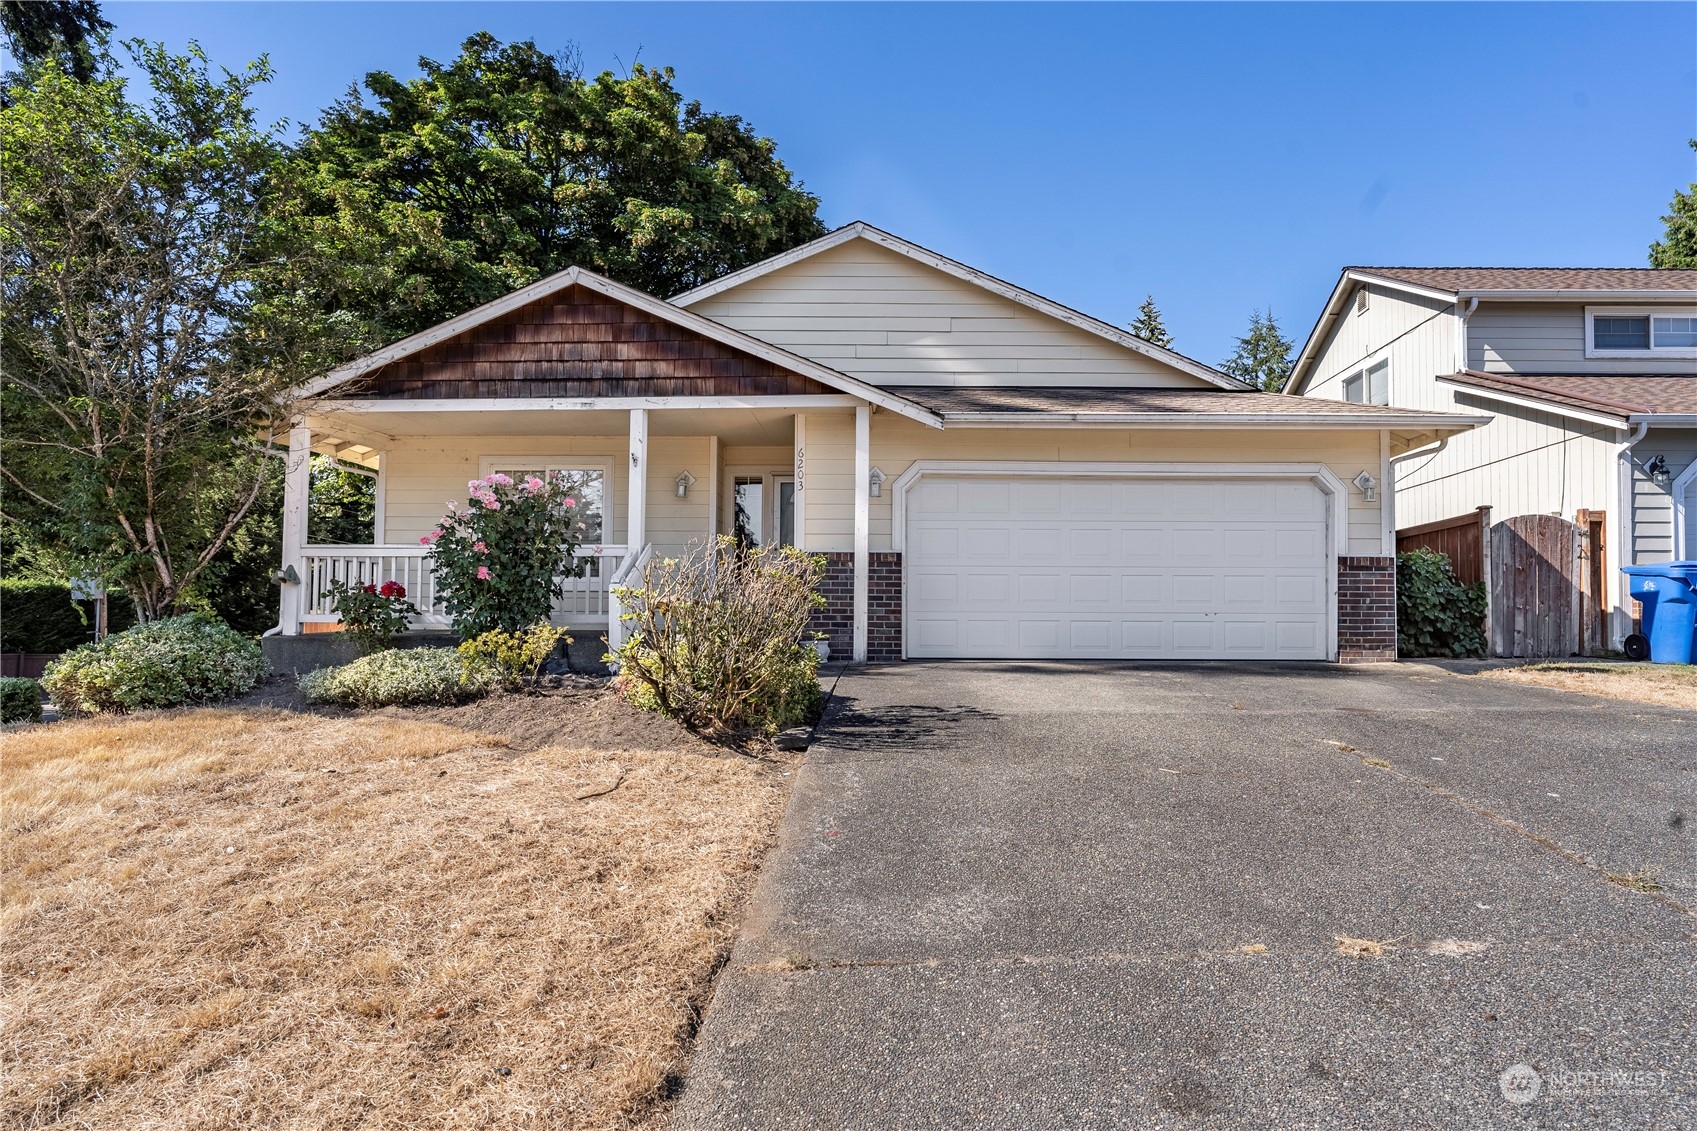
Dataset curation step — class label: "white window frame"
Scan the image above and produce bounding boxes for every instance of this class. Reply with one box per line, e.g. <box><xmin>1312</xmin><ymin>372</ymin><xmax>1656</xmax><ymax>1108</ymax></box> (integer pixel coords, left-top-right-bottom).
<box><xmin>477</xmin><ymin>456</ymin><xmax>614</xmax><ymax>545</ymax></box>
<box><xmin>1584</xmin><ymin>305</ymin><xmax>1697</xmax><ymax>360</ymax></box>
<box><xmin>1342</xmin><ymin>358</ymin><xmax>1390</xmax><ymax>406</ymax></box>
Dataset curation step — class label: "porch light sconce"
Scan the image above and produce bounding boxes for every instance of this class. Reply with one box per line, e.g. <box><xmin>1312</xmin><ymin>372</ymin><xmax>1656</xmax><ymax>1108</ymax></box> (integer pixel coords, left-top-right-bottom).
<box><xmin>271</xmin><ymin>564</ymin><xmax>300</xmax><ymax>586</ymax></box>
<box><xmin>1646</xmin><ymin>455</ymin><xmax>1670</xmax><ymax>487</ymax></box>
<box><xmin>869</xmin><ymin>467</ymin><xmax>886</xmax><ymax>498</ymax></box>
<box><xmin>1352</xmin><ymin>470</ymin><xmax>1378</xmax><ymax>503</ymax></box>
<box><xmin>675</xmin><ymin>471</ymin><xmax>696</xmax><ymax>499</ymax></box>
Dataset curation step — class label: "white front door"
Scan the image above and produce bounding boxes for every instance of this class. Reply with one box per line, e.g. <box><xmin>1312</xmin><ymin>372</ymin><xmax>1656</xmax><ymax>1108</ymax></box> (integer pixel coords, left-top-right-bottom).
<box><xmin>904</xmin><ymin>476</ymin><xmax>1331</xmax><ymax>660</ymax></box>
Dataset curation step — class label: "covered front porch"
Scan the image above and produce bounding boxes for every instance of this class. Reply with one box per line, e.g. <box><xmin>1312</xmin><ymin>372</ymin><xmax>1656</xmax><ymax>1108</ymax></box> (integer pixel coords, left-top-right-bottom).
<box><xmin>276</xmin><ymin>396</ymin><xmax>882</xmax><ymax>657</ymax></box>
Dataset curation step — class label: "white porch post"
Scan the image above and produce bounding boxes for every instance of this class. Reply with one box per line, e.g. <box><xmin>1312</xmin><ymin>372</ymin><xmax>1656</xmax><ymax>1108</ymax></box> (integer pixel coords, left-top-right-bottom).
<box><xmin>793</xmin><ymin>413</ymin><xmax>807</xmax><ymax>551</ymax></box>
<box><xmin>707</xmin><ymin>434</ymin><xmax>721</xmax><ymax>544</ymax></box>
<box><xmin>627</xmin><ymin>408</ymin><xmax>648</xmax><ymax>550</ymax></box>
<box><xmin>853</xmin><ymin>404</ymin><xmax>870</xmax><ymax>662</ymax></box>
<box><xmin>279</xmin><ymin>422</ymin><xmax>311</xmax><ymax>635</ymax></box>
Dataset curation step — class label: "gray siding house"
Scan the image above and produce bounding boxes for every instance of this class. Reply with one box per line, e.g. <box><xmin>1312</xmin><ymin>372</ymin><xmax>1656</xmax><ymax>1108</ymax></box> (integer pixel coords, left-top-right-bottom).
<box><xmin>1285</xmin><ymin>267</ymin><xmax>1697</xmax><ymax>648</ymax></box>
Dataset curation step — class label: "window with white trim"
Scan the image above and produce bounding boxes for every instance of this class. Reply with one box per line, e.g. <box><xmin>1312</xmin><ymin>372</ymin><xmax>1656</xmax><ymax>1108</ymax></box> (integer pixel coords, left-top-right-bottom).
<box><xmin>1585</xmin><ymin>306</ymin><xmax>1697</xmax><ymax>358</ymax></box>
<box><xmin>481</xmin><ymin>461</ymin><xmax>607</xmax><ymax>544</ymax></box>
<box><xmin>1342</xmin><ymin>359</ymin><xmax>1389</xmax><ymax>405</ymax></box>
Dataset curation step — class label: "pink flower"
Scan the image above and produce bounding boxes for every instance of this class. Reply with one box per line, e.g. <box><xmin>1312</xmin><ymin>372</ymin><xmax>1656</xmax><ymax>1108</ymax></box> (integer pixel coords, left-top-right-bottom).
<box><xmin>477</xmin><ymin>565</ymin><xmax>491</xmax><ymax>580</ymax></box>
<box><xmin>468</xmin><ymin>479</ymin><xmax>483</xmax><ymax>491</ymax></box>
<box><xmin>488</xmin><ymin>473</ymin><xmax>513</xmax><ymax>487</ymax></box>
<box><xmin>522</xmin><ymin>476</ymin><xmax>544</xmax><ymax>492</ymax></box>
<box><xmin>563</xmin><ymin>497</ymin><xmax>576</xmax><ymax>507</ymax></box>
<box><xmin>474</xmin><ymin>541</ymin><xmax>488</xmax><ymax>553</ymax></box>
<box><xmin>485</xmin><ymin>499</ymin><xmax>501</xmax><ymax>511</ymax></box>
<box><xmin>420</xmin><ymin>535</ymin><xmax>431</xmax><ymax>545</ymax></box>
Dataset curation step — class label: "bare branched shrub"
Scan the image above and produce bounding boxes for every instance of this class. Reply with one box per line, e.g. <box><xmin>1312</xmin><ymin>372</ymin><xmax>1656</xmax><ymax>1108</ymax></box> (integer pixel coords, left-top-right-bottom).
<box><xmin>612</xmin><ymin>538</ymin><xmax>824</xmax><ymax>734</ymax></box>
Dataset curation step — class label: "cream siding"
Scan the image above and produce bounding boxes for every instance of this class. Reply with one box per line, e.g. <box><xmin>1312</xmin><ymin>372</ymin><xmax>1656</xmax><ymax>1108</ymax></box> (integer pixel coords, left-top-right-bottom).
<box><xmin>685</xmin><ymin>241</ymin><xmax>1209</xmax><ymax>389</ymax></box>
<box><xmin>789</xmin><ymin>418</ymin><xmax>1390</xmax><ymax>555</ymax></box>
<box><xmin>1632</xmin><ymin>427</ymin><xmax>1697</xmax><ymax>563</ymax></box>
<box><xmin>1469</xmin><ymin>302</ymin><xmax>1697</xmax><ymax>376</ymax></box>
<box><xmin>379</xmin><ymin>434</ymin><xmax>714</xmax><ymax>558</ymax></box>
<box><xmin>1300</xmin><ymin>282</ymin><xmax>1456</xmax><ymax>406</ymax></box>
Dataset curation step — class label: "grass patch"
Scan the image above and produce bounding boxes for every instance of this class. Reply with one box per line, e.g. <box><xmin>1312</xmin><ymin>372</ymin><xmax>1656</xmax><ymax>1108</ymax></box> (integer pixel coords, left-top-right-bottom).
<box><xmin>1333</xmin><ymin>935</ymin><xmax>1393</xmax><ymax>959</ymax></box>
<box><xmin>1477</xmin><ymin>662</ymin><xmax>1697</xmax><ymax>710</ymax></box>
<box><xmin>2</xmin><ymin>706</ymin><xmax>789</xmax><ymax>1130</ymax></box>
<box><xmin>1602</xmin><ymin>867</ymin><xmax>1664</xmax><ymax>894</ymax></box>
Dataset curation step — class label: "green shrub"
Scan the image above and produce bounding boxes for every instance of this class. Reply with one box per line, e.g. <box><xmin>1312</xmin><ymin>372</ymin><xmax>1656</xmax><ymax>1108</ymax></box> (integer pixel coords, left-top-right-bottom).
<box><xmin>0</xmin><ymin>579</ymin><xmax>135</xmax><ymax>653</ymax></box>
<box><xmin>1397</xmin><ymin>548</ymin><xmax>1488</xmax><ymax>658</ymax></box>
<box><xmin>612</xmin><ymin>539</ymin><xmax>824</xmax><ymax>734</ymax></box>
<box><xmin>458</xmin><ymin>623</ymin><xmax>570</xmax><ymax>691</ymax></box>
<box><xmin>0</xmin><ymin>677</ymin><xmax>42</xmax><ymax>723</ymax></box>
<box><xmin>41</xmin><ymin>613</ymin><xmax>268</xmax><ymax>715</ymax></box>
<box><xmin>298</xmin><ymin>648</ymin><xmax>493</xmax><ymax>708</ymax></box>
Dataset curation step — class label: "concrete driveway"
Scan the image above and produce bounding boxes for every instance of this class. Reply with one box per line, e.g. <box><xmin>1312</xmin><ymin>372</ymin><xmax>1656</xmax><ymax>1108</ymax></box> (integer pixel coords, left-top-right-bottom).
<box><xmin>671</xmin><ymin>662</ymin><xmax>1695</xmax><ymax>1130</ymax></box>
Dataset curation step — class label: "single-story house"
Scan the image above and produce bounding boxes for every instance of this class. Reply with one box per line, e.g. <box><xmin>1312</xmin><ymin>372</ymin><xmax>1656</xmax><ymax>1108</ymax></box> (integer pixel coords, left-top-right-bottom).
<box><xmin>1283</xmin><ymin>266</ymin><xmax>1697</xmax><ymax>651</ymax></box>
<box><xmin>275</xmin><ymin>223</ymin><xmax>1483</xmax><ymax>664</ymax></box>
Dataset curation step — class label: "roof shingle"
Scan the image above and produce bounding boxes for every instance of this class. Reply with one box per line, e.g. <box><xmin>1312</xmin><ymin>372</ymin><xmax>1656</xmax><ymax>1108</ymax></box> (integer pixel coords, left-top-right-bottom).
<box><xmin>1443</xmin><ymin>372</ymin><xmax>1697</xmax><ymax>417</ymax></box>
<box><xmin>1351</xmin><ymin>267</ymin><xmax>1697</xmax><ymax>293</ymax></box>
<box><xmin>885</xmin><ymin>385</ymin><xmax>1475</xmax><ymax>419</ymax></box>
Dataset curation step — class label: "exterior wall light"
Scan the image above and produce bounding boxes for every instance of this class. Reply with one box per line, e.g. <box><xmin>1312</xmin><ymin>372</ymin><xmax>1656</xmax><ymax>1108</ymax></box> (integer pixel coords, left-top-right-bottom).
<box><xmin>1352</xmin><ymin>470</ymin><xmax>1378</xmax><ymax>503</ymax></box>
<box><xmin>675</xmin><ymin>471</ymin><xmax>696</xmax><ymax>499</ymax></box>
<box><xmin>869</xmin><ymin>467</ymin><xmax>885</xmax><ymax>498</ymax></box>
<box><xmin>1646</xmin><ymin>455</ymin><xmax>1670</xmax><ymax>486</ymax></box>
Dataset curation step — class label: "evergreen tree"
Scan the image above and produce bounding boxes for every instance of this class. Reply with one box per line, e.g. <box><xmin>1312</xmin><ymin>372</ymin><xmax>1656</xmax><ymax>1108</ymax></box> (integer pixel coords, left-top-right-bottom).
<box><xmin>0</xmin><ymin>1</ymin><xmax>111</xmax><ymax>82</ymax></box>
<box><xmin>1220</xmin><ymin>309</ymin><xmax>1296</xmax><ymax>392</ymax></box>
<box><xmin>1129</xmin><ymin>294</ymin><xmax>1173</xmax><ymax>348</ymax></box>
<box><xmin>1649</xmin><ymin>139</ymin><xmax>1696</xmax><ymax>268</ymax></box>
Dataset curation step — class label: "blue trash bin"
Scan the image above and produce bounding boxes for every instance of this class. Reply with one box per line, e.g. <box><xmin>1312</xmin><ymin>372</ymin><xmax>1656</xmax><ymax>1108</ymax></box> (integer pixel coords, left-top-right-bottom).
<box><xmin>1621</xmin><ymin>562</ymin><xmax>1697</xmax><ymax>665</ymax></box>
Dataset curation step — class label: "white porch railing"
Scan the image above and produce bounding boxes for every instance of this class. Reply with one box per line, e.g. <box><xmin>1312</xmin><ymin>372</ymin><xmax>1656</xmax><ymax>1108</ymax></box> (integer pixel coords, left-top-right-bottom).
<box><xmin>299</xmin><ymin>544</ymin><xmax>629</xmax><ymax>631</ymax></box>
<box><xmin>606</xmin><ymin>543</ymin><xmax>653</xmax><ymax>654</ymax></box>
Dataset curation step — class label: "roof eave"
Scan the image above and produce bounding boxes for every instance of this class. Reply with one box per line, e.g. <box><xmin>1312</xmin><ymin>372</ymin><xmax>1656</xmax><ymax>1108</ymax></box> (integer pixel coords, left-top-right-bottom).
<box><xmin>939</xmin><ymin>411</ymin><xmax>1489</xmax><ymax>429</ymax></box>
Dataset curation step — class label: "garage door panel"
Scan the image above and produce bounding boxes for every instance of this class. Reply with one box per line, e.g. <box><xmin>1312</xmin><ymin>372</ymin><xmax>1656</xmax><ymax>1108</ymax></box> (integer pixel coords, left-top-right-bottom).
<box><xmin>906</xmin><ymin>476</ymin><xmax>1330</xmax><ymax>660</ymax></box>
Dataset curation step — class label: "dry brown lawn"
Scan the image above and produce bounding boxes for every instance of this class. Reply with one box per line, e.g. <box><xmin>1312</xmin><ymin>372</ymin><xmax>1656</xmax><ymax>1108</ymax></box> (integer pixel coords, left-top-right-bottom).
<box><xmin>1</xmin><ymin>705</ymin><xmax>791</xmax><ymax>1130</ymax></box>
<box><xmin>1477</xmin><ymin>661</ymin><xmax>1697</xmax><ymax>710</ymax></box>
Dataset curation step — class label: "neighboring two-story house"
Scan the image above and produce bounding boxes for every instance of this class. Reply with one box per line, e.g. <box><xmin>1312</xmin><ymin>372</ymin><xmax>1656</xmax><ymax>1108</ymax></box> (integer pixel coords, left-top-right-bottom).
<box><xmin>1285</xmin><ymin>267</ymin><xmax>1697</xmax><ymax>650</ymax></box>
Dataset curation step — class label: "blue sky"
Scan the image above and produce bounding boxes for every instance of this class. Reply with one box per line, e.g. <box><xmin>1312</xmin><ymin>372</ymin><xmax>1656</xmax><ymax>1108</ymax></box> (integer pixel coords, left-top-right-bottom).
<box><xmin>99</xmin><ymin>1</ymin><xmax>1695</xmax><ymax>364</ymax></box>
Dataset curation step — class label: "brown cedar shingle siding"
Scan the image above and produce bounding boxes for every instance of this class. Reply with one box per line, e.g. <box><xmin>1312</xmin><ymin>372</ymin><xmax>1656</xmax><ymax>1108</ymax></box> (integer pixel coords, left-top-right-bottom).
<box><xmin>347</xmin><ymin>284</ymin><xmax>835</xmax><ymax>400</ymax></box>
<box><xmin>1353</xmin><ymin>267</ymin><xmax>1697</xmax><ymax>293</ymax></box>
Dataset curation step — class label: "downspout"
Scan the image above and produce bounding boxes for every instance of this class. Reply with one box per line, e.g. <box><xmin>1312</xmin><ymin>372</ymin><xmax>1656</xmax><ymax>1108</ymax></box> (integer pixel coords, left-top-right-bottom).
<box><xmin>1614</xmin><ymin>421</ymin><xmax>1649</xmax><ymax>647</ymax></box>
<box><xmin>1454</xmin><ymin>296</ymin><xmax>1479</xmax><ymax>373</ymax></box>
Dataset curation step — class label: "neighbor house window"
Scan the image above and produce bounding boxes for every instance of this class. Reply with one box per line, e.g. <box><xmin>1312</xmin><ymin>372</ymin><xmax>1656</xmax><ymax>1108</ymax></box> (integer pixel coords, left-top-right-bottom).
<box><xmin>1586</xmin><ymin>307</ymin><xmax>1697</xmax><ymax>357</ymax></box>
<box><xmin>1342</xmin><ymin>359</ymin><xmax>1390</xmax><ymax>405</ymax></box>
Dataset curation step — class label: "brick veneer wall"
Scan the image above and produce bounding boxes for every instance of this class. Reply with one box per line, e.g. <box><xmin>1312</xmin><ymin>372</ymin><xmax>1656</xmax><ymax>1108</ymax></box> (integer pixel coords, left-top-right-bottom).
<box><xmin>1337</xmin><ymin>555</ymin><xmax>1397</xmax><ymax>663</ymax></box>
<box><xmin>811</xmin><ymin>552</ymin><xmax>903</xmax><ymax>663</ymax></box>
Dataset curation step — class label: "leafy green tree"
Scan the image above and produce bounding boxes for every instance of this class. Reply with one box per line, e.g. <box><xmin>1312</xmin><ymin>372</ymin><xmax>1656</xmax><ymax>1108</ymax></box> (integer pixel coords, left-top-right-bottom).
<box><xmin>0</xmin><ymin>43</ymin><xmax>322</xmax><ymax>621</ymax></box>
<box><xmin>1220</xmin><ymin>309</ymin><xmax>1296</xmax><ymax>392</ymax></box>
<box><xmin>1129</xmin><ymin>294</ymin><xmax>1173</xmax><ymax>348</ymax></box>
<box><xmin>0</xmin><ymin>0</ymin><xmax>111</xmax><ymax>81</ymax></box>
<box><xmin>309</xmin><ymin>456</ymin><xmax>376</xmax><ymax>545</ymax></box>
<box><xmin>282</xmin><ymin>33</ymin><xmax>827</xmax><ymax>345</ymax></box>
<box><xmin>1649</xmin><ymin>139</ymin><xmax>1696</xmax><ymax>269</ymax></box>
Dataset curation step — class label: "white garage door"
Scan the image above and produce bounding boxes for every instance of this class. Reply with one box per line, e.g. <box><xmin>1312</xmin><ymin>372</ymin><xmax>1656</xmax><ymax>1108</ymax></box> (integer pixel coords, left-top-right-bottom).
<box><xmin>905</xmin><ymin>476</ymin><xmax>1331</xmax><ymax>660</ymax></box>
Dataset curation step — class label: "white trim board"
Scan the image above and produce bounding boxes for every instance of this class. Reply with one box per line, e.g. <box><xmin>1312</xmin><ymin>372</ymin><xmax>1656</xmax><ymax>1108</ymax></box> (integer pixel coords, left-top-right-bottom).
<box><xmin>313</xmin><ymin>395</ymin><xmax>864</xmax><ymax>414</ymax></box>
<box><xmin>1435</xmin><ymin>378</ymin><xmax>1633</xmax><ymax>431</ymax></box>
<box><xmin>670</xmin><ymin>222</ymin><xmax>1251</xmax><ymax>392</ymax></box>
<box><xmin>295</xmin><ymin>266</ymin><xmax>942</xmax><ymax>429</ymax></box>
<box><xmin>887</xmin><ymin>460</ymin><xmax>1351</xmax><ymax>558</ymax></box>
<box><xmin>1673</xmin><ymin>458</ymin><xmax>1697</xmax><ymax>562</ymax></box>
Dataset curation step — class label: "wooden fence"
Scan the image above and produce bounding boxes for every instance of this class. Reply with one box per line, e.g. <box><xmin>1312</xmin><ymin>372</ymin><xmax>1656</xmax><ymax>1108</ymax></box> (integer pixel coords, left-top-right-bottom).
<box><xmin>1396</xmin><ymin>507</ymin><xmax>1491</xmax><ymax>586</ymax></box>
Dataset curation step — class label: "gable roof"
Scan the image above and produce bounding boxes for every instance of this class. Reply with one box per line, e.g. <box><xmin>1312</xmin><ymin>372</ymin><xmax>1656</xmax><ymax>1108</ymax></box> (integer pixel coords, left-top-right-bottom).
<box><xmin>1440</xmin><ymin>371</ymin><xmax>1697</xmax><ymax>421</ymax></box>
<box><xmin>670</xmin><ymin>221</ymin><xmax>1252</xmax><ymax>391</ymax></box>
<box><xmin>1285</xmin><ymin>264</ymin><xmax>1697</xmax><ymax>395</ymax></box>
<box><xmin>296</xmin><ymin>266</ymin><xmax>942</xmax><ymax>427</ymax></box>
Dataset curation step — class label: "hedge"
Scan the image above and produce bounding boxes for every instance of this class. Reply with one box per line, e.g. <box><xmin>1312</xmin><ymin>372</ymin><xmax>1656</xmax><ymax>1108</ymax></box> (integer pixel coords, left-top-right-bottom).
<box><xmin>0</xmin><ymin>677</ymin><xmax>41</xmax><ymax>724</ymax></box>
<box><xmin>0</xmin><ymin>580</ymin><xmax>136</xmax><ymax>653</ymax></box>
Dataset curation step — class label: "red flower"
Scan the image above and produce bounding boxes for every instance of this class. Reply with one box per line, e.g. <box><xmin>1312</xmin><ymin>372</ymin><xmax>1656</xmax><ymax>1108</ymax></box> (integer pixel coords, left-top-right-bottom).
<box><xmin>362</xmin><ymin>584</ymin><xmax>377</xmax><ymax>594</ymax></box>
<box><xmin>379</xmin><ymin>580</ymin><xmax>406</xmax><ymax>598</ymax></box>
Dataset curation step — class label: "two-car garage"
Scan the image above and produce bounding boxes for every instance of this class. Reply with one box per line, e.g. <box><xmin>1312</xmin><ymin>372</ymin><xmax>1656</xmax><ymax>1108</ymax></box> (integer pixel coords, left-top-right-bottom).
<box><xmin>900</xmin><ymin>471</ymin><xmax>1335</xmax><ymax>661</ymax></box>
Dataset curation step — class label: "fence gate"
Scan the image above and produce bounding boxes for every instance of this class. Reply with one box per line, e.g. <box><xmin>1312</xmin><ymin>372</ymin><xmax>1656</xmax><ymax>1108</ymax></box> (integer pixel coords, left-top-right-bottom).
<box><xmin>1490</xmin><ymin>514</ymin><xmax>1582</xmax><ymax>658</ymax></box>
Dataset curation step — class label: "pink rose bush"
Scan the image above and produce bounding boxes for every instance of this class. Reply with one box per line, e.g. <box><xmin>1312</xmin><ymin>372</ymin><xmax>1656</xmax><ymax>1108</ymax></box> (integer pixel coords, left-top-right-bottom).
<box><xmin>426</xmin><ymin>473</ymin><xmax>586</xmax><ymax>636</ymax></box>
